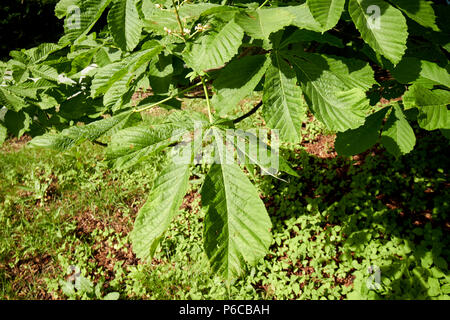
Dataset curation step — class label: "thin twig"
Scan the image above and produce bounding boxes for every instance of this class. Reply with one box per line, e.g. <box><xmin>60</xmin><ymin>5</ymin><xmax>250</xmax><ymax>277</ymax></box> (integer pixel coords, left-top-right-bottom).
<box><xmin>232</xmin><ymin>101</ymin><xmax>263</xmax><ymax>124</ymax></box>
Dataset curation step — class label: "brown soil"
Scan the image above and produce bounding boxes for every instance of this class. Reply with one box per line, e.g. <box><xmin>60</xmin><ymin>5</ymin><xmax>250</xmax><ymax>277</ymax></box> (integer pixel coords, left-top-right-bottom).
<box><xmin>302</xmin><ymin>134</ymin><xmax>337</xmax><ymax>159</ymax></box>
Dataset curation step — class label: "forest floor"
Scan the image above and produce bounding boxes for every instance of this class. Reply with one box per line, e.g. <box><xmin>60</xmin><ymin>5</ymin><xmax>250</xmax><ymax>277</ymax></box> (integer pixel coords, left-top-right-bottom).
<box><xmin>0</xmin><ymin>98</ymin><xmax>449</xmax><ymax>300</ymax></box>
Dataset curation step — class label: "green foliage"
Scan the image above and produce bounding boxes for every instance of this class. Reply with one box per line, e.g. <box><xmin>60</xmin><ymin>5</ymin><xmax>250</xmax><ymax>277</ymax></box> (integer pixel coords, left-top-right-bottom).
<box><xmin>0</xmin><ymin>0</ymin><xmax>449</xmax><ymax>284</ymax></box>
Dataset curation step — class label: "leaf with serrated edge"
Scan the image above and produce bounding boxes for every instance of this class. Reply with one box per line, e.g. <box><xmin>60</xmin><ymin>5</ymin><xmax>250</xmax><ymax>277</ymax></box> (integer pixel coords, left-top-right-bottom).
<box><xmin>202</xmin><ymin>129</ymin><xmax>272</xmax><ymax>281</ymax></box>
<box><xmin>307</xmin><ymin>0</ymin><xmax>345</xmax><ymax>30</ymax></box>
<box><xmin>130</xmin><ymin>162</ymin><xmax>191</xmax><ymax>260</ymax></box>
<box><xmin>381</xmin><ymin>105</ymin><xmax>416</xmax><ymax>157</ymax></box>
<box><xmin>262</xmin><ymin>53</ymin><xmax>306</xmax><ymax>142</ymax></box>
<box><xmin>348</xmin><ymin>0</ymin><xmax>407</xmax><ymax>65</ymax></box>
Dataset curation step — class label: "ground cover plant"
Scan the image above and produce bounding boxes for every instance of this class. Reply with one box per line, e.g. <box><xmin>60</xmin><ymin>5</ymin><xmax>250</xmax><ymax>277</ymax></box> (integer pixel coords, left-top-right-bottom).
<box><xmin>0</xmin><ymin>0</ymin><xmax>449</xmax><ymax>299</ymax></box>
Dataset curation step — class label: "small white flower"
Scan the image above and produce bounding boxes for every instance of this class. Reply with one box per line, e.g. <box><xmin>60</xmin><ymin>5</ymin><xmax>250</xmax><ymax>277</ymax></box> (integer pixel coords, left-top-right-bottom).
<box><xmin>155</xmin><ymin>4</ymin><xmax>162</xmax><ymax>8</ymax></box>
<box><xmin>183</xmin><ymin>28</ymin><xmax>191</xmax><ymax>34</ymax></box>
<box><xmin>164</xmin><ymin>26</ymin><xmax>172</xmax><ymax>34</ymax></box>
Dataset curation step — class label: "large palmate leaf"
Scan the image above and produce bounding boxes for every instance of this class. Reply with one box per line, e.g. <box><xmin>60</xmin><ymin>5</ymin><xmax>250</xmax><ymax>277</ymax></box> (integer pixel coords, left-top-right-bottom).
<box><xmin>183</xmin><ymin>19</ymin><xmax>244</xmax><ymax>72</ymax></box>
<box><xmin>130</xmin><ymin>162</ymin><xmax>191</xmax><ymax>260</ymax></box>
<box><xmin>335</xmin><ymin>108</ymin><xmax>389</xmax><ymax>156</ymax></box>
<box><xmin>306</xmin><ymin>0</ymin><xmax>345</xmax><ymax>31</ymax></box>
<box><xmin>262</xmin><ymin>53</ymin><xmax>305</xmax><ymax>142</ymax></box>
<box><xmin>212</xmin><ymin>55</ymin><xmax>269</xmax><ymax>116</ymax></box>
<box><xmin>403</xmin><ymin>85</ymin><xmax>450</xmax><ymax>131</ymax></box>
<box><xmin>391</xmin><ymin>0</ymin><xmax>438</xmax><ymax>31</ymax></box>
<box><xmin>289</xmin><ymin>53</ymin><xmax>371</xmax><ymax>131</ymax></box>
<box><xmin>348</xmin><ymin>0</ymin><xmax>408</xmax><ymax>65</ymax></box>
<box><xmin>235</xmin><ymin>8</ymin><xmax>294</xmax><ymax>40</ymax></box>
<box><xmin>108</xmin><ymin>0</ymin><xmax>143</xmax><ymax>52</ymax></box>
<box><xmin>61</xmin><ymin>0</ymin><xmax>113</xmax><ymax>44</ymax></box>
<box><xmin>381</xmin><ymin>105</ymin><xmax>416</xmax><ymax>157</ymax></box>
<box><xmin>202</xmin><ymin>129</ymin><xmax>272</xmax><ymax>281</ymax></box>
<box><xmin>30</xmin><ymin>111</ymin><xmax>140</xmax><ymax>151</ymax></box>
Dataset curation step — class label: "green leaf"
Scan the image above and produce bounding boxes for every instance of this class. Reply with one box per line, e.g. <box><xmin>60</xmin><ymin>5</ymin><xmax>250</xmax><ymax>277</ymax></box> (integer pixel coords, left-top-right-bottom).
<box><xmin>130</xmin><ymin>162</ymin><xmax>191</xmax><ymax>260</ymax></box>
<box><xmin>91</xmin><ymin>46</ymin><xmax>163</xmax><ymax>98</ymax></box>
<box><xmin>290</xmin><ymin>53</ymin><xmax>371</xmax><ymax>131</ymax></box>
<box><xmin>335</xmin><ymin>108</ymin><xmax>389</xmax><ymax>156</ymax></box>
<box><xmin>306</xmin><ymin>0</ymin><xmax>345</xmax><ymax>30</ymax></box>
<box><xmin>0</xmin><ymin>87</ymin><xmax>29</xmax><ymax>112</ymax></box>
<box><xmin>235</xmin><ymin>8</ymin><xmax>293</xmax><ymax>40</ymax></box>
<box><xmin>283</xmin><ymin>4</ymin><xmax>324</xmax><ymax>32</ymax></box>
<box><xmin>262</xmin><ymin>53</ymin><xmax>306</xmax><ymax>142</ymax></box>
<box><xmin>392</xmin><ymin>58</ymin><xmax>450</xmax><ymax>87</ymax></box>
<box><xmin>391</xmin><ymin>0</ymin><xmax>438</xmax><ymax>31</ymax></box>
<box><xmin>403</xmin><ymin>85</ymin><xmax>450</xmax><ymax>130</ymax></box>
<box><xmin>202</xmin><ymin>129</ymin><xmax>272</xmax><ymax>281</ymax></box>
<box><xmin>106</xmin><ymin>125</ymin><xmax>178</xmax><ymax>169</ymax></box>
<box><xmin>108</xmin><ymin>0</ymin><xmax>143</xmax><ymax>52</ymax></box>
<box><xmin>61</xmin><ymin>0</ymin><xmax>113</xmax><ymax>44</ymax></box>
<box><xmin>229</xmin><ymin>129</ymin><xmax>298</xmax><ymax>177</ymax></box>
<box><xmin>381</xmin><ymin>105</ymin><xmax>416</xmax><ymax>157</ymax></box>
<box><xmin>279</xmin><ymin>29</ymin><xmax>344</xmax><ymax>49</ymax></box>
<box><xmin>30</xmin><ymin>111</ymin><xmax>139</xmax><ymax>151</ymax></box>
<box><xmin>212</xmin><ymin>55</ymin><xmax>269</xmax><ymax>116</ymax></box>
<box><xmin>348</xmin><ymin>0</ymin><xmax>408</xmax><ymax>65</ymax></box>
<box><xmin>183</xmin><ymin>19</ymin><xmax>244</xmax><ymax>72</ymax></box>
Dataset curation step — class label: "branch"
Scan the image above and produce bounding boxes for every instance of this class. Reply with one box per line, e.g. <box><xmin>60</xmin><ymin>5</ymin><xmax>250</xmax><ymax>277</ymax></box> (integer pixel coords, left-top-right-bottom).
<box><xmin>232</xmin><ymin>101</ymin><xmax>263</xmax><ymax>124</ymax></box>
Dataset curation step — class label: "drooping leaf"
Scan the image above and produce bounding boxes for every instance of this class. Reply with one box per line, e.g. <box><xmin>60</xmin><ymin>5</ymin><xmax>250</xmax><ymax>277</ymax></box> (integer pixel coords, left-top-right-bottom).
<box><xmin>183</xmin><ymin>19</ymin><xmax>244</xmax><ymax>72</ymax></box>
<box><xmin>235</xmin><ymin>8</ymin><xmax>294</xmax><ymax>40</ymax></box>
<box><xmin>130</xmin><ymin>162</ymin><xmax>191</xmax><ymax>260</ymax></box>
<box><xmin>335</xmin><ymin>108</ymin><xmax>389</xmax><ymax>156</ymax></box>
<box><xmin>290</xmin><ymin>53</ymin><xmax>371</xmax><ymax>131</ymax></box>
<box><xmin>306</xmin><ymin>0</ymin><xmax>345</xmax><ymax>31</ymax></box>
<box><xmin>61</xmin><ymin>0</ymin><xmax>113</xmax><ymax>44</ymax></box>
<box><xmin>391</xmin><ymin>0</ymin><xmax>438</xmax><ymax>31</ymax></box>
<box><xmin>381</xmin><ymin>105</ymin><xmax>416</xmax><ymax>157</ymax></box>
<box><xmin>348</xmin><ymin>0</ymin><xmax>408</xmax><ymax>65</ymax></box>
<box><xmin>392</xmin><ymin>58</ymin><xmax>450</xmax><ymax>88</ymax></box>
<box><xmin>202</xmin><ymin>129</ymin><xmax>272</xmax><ymax>282</ymax></box>
<box><xmin>403</xmin><ymin>85</ymin><xmax>450</xmax><ymax>130</ymax></box>
<box><xmin>108</xmin><ymin>0</ymin><xmax>143</xmax><ymax>51</ymax></box>
<box><xmin>262</xmin><ymin>53</ymin><xmax>306</xmax><ymax>142</ymax></box>
<box><xmin>30</xmin><ymin>111</ymin><xmax>139</xmax><ymax>151</ymax></box>
<box><xmin>212</xmin><ymin>55</ymin><xmax>269</xmax><ymax>116</ymax></box>
<box><xmin>283</xmin><ymin>4</ymin><xmax>324</xmax><ymax>32</ymax></box>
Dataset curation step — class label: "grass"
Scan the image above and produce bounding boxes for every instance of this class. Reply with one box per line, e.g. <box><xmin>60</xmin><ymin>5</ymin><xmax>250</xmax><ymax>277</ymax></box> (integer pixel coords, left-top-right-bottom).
<box><xmin>0</xmin><ymin>105</ymin><xmax>449</xmax><ymax>300</ymax></box>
